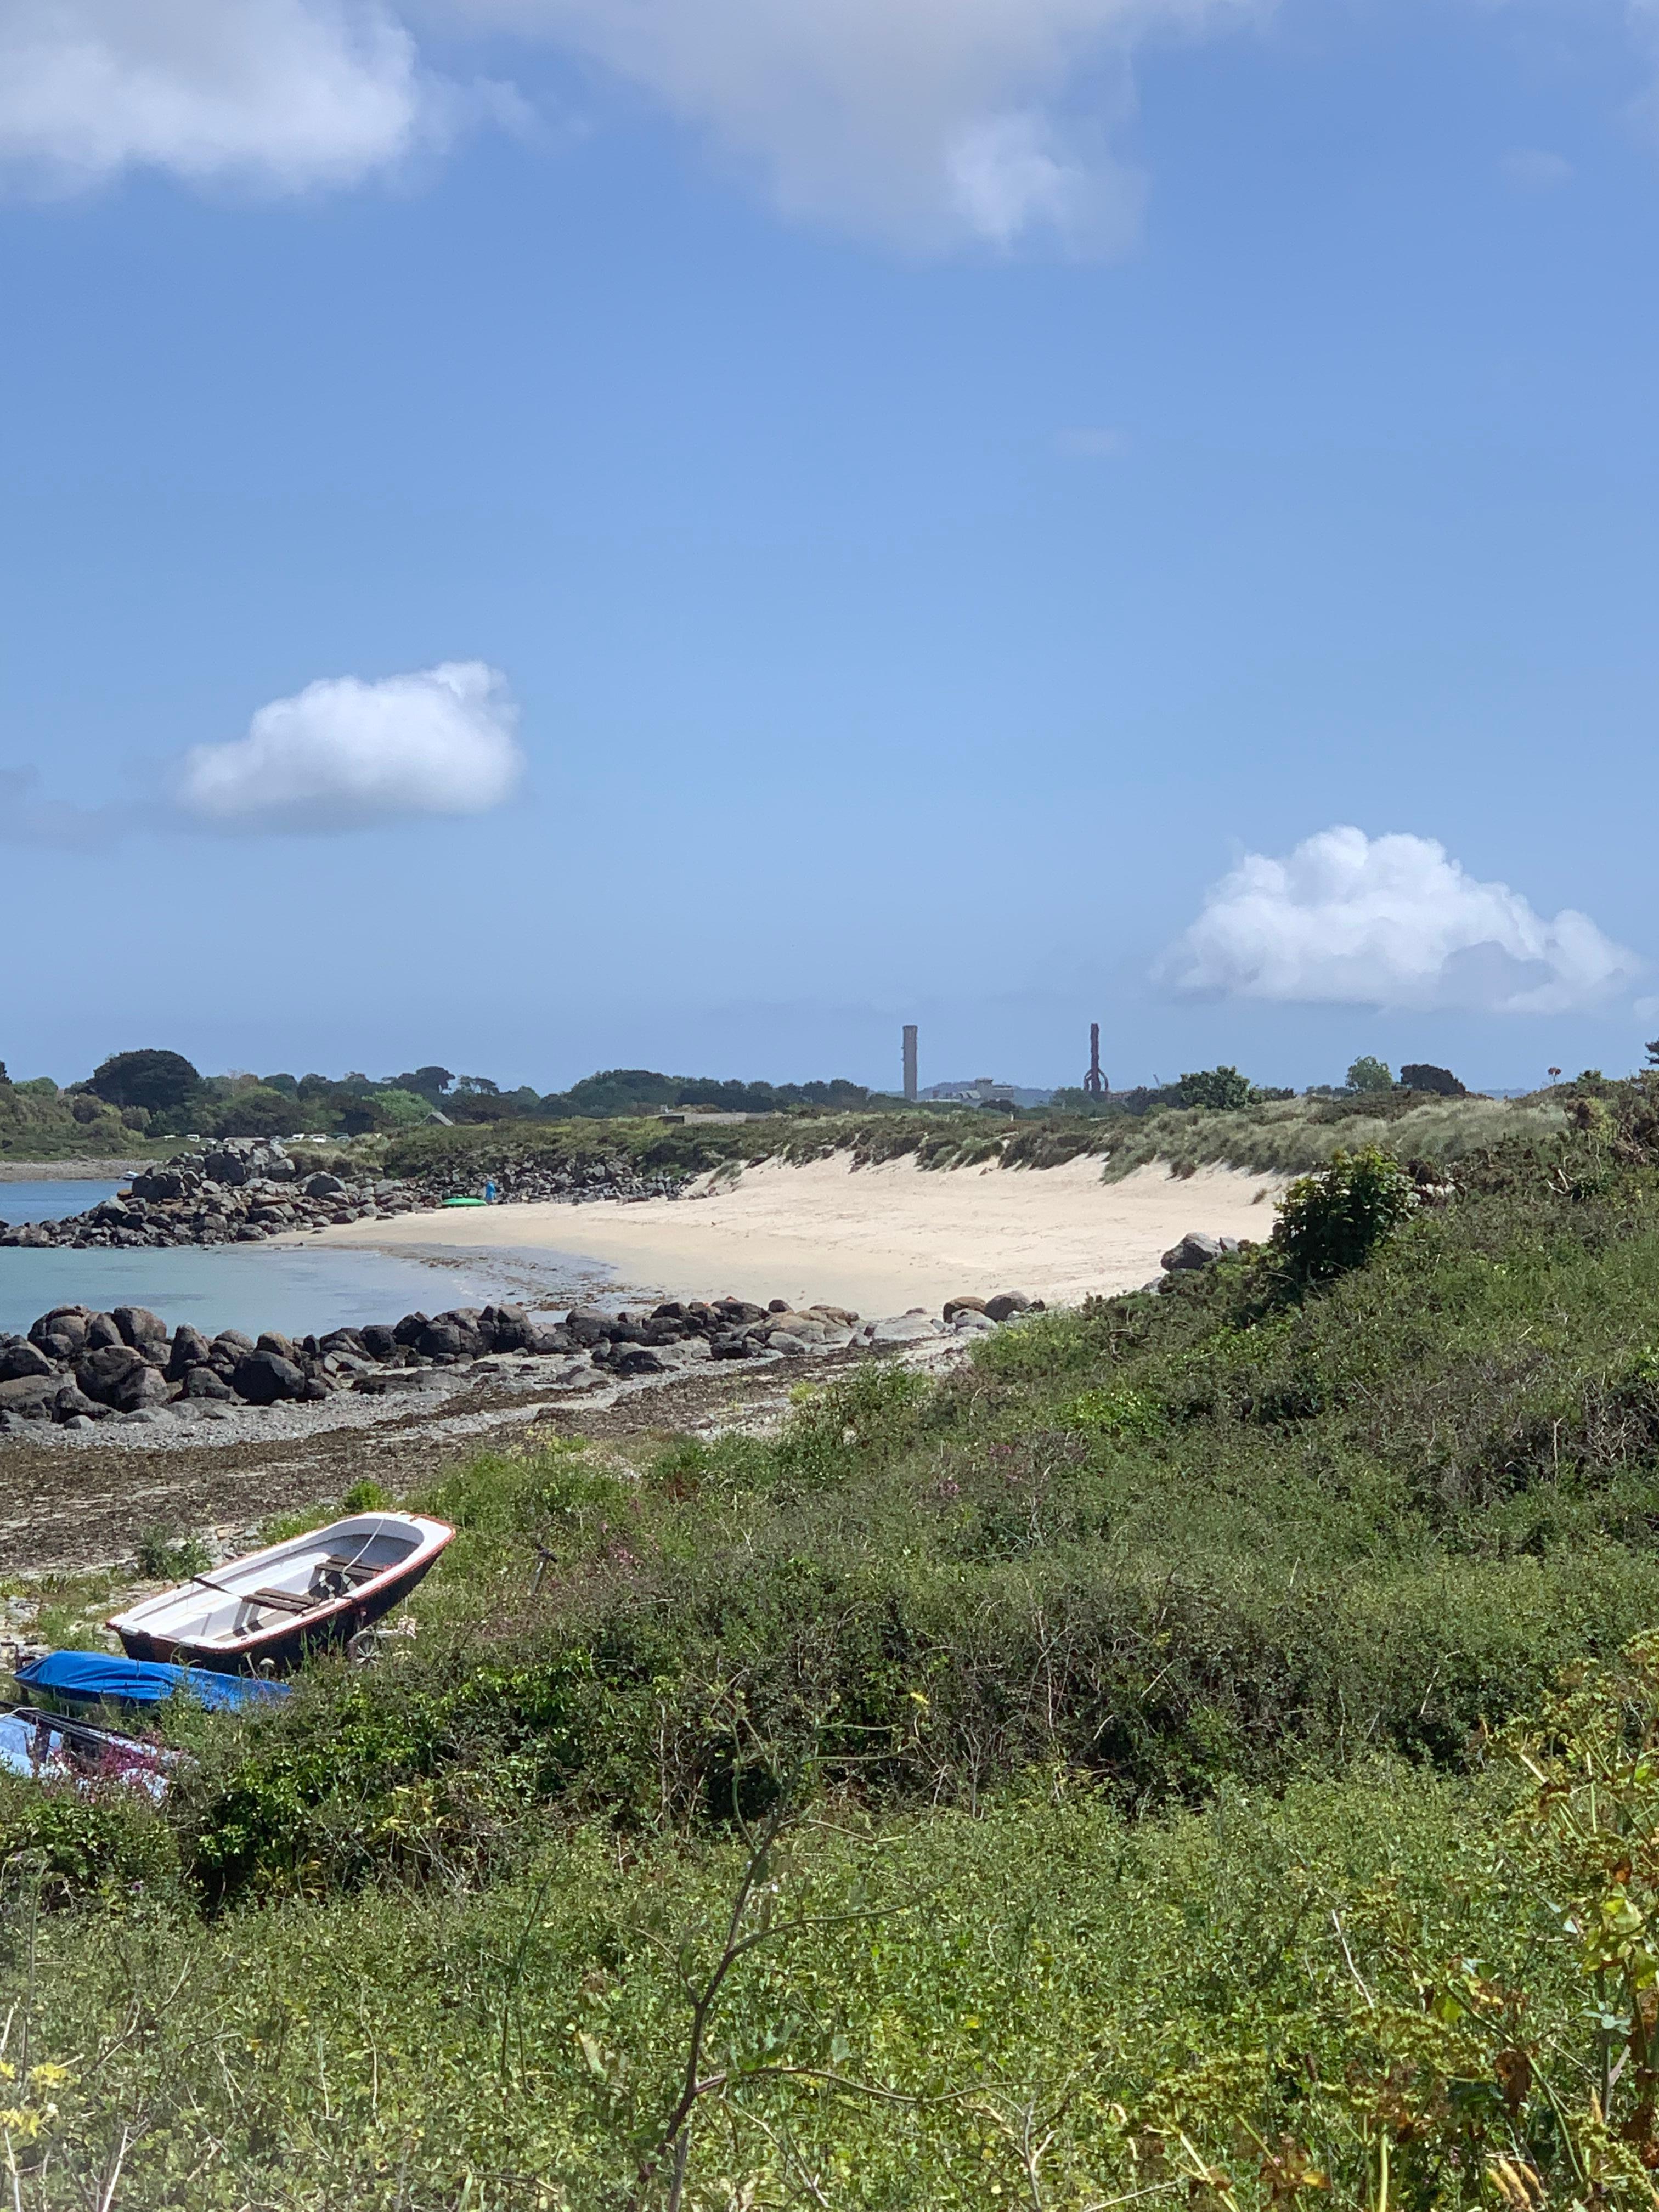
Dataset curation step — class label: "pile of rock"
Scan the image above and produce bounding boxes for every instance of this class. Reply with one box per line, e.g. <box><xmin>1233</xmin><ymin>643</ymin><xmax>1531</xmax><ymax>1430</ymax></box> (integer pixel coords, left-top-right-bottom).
<box><xmin>0</xmin><ymin>1139</ymin><xmax>403</xmax><ymax>1250</ymax></box>
<box><xmin>0</xmin><ymin>1137</ymin><xmax>695</xmax><ymax>1251</ymax></box>
<box><xmin>0</xmin><ymin>1298</ymin><xmax>571</xmax><ymax>1430</ymax></box>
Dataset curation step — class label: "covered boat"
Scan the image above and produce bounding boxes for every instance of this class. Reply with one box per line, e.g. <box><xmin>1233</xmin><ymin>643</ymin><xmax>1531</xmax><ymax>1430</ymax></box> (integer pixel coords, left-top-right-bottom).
<box><xmin>16</xmin><ymin>1650</ymin><xmax>292</xmax><ymax>1713</ymax></box>
<box><xmin>0</xmin><ymin>1705</ymin><xmax>182</xmax><ymax>1802</ymax></box>
<box><xmin>106</xmin><ymin>1511</ymin><xmax>455</xmax><ymax>1674</ymax></box>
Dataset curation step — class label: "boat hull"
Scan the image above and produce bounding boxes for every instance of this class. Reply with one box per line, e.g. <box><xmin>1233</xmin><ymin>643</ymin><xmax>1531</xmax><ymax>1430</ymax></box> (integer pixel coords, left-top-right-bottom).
<box><xmin>108</xmin><ymin>1513</ymin><xmax>454</xmax><ymax>1676</ymax></box>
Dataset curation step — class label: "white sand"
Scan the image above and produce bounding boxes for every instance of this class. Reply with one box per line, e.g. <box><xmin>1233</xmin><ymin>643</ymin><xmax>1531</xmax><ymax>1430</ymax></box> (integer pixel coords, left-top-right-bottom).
<box><xmin>306</xmin><ymin>1155</ymin><xmax>1286</xmax><ymax>1317</ymax></box>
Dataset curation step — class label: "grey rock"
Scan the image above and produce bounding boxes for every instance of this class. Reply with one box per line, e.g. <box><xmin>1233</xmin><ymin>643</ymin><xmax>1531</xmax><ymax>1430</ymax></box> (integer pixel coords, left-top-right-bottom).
<box><xmin>130</xmin><ymin>1168</ymin><xmax>187</xmax><ymax>1201</ymax></box>
<box><xmin>182</xmin><ymin>1365</ymin><xmax>233</xmax><ymax>1401</ymax></box>
<box><xmin>166</xmin><ymin>1326</ymin><xmax>214</xmax><ymax>1380</ymax></box>
<box><xmin>304</xmin><ymin>1172</ymin><xmax>345</xmax><ymax>1199</ymax></box>
<box><xmin>983</xmin><ymin>1292</ymin><xmax>1032</xmax><ymax>1323</ymax></box>
<box><xmin>29</xmin><ymin>1306</ymin><xmax>89</xmax><ymax>1354</ymax></box>
<box><xmin>114</xmin><ymin>1305</ymin><xmax>168</xmax><ymax>1348</ymax></box>
<box><xmin>479</xmin><ymin>1304</ymin><xmax>531</xmax><ymax>1352</ymax></box>
<box><xmin>75</xmin><ymin>1344</ymin><xmax>146</xmax><ymax>1406</ymax></box>
<box><xmin>523</xmin><ymin>1323</ymin><xmax>575</xmax><ymax>1356</ymax></box>
<box><xmin>607</xmin><ymin>1344</ymin><xmax>666</xmax><ymax>1377</ymax></box>
<box><xmin>0</xmin><ymin>1376</ymin><xmax>55</xmax><ymax>1419</ymax></box>
<box><xmin>1160</xmin><ymin>1233</ymin><xmax>1224</xmax><ymax>1273</ymax></box>
<box><xmin>85</xmin><ymin>1312</ymin><xmax>125</xmax><ymax>1350</ymax></box>
<box><xmin>943</xmin><ymin>1296</ymin><xmax>989</xmax><ymax>1321</ymax></box>
<box><xmin>233</xmin><ymin>1351</ymin><xmax>306</xmax><ymax>1405</ymax></box>
<box><xmin>661</xmin><ymin>1336</ymin><xmax>712</xmax><ymax>1363</ymax></box>
<box><xmin>0</xmin><ymin>1340</ymin><xmax>54</xmax><ymax>1384</ymax></box>
<box><xmin>869</xmin><ymin>1313</ymin><xmax>943</xmax><ymax>1345</ymax></box>
<box><xmin>53</xmin><ymin>1384</ymin><xmax>107</xmax><ymax>1423</ymax></box>
<box><xmin>565</xmin><ymin>1306</ymin><xmax>616</xmax><ymax>1348</ymax></box>
<box><xmin>113</xmin><ymin>1365</ymin><xmax>171</xmax><ymax>1414</ymax></box>
<box><xmin>766</xmin><ymin>1331</ymin><xmax>810</xmax><ymax>1355</ymax></box>
<box><xmin>256</xmin><ymin>1330</ymin><xmax>298</xmax><ymax>1364</ymax></box>
<box><xmin>952</xmin><ymin>1311</ymin><xmax>997</xmax><ymax>1334</ymax></box>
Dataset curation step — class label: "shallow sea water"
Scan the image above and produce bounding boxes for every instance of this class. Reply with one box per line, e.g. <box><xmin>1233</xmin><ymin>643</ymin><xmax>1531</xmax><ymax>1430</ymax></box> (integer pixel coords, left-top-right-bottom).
<box><xmin>0</xmin><ymin>1183</ymin><xmax>611</xmax><ymax>1340</ymax></box>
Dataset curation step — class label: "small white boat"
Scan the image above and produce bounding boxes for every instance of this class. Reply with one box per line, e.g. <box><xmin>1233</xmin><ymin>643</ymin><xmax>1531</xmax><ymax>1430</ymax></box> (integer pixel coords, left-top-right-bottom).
<box><xmin>108</xmin><ymin>1512</ymin><xmax>455</xmax><ymax>1675</ymax></box>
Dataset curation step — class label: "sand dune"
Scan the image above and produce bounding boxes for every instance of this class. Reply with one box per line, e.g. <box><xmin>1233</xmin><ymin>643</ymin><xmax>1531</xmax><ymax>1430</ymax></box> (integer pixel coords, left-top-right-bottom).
<box><xmin>309</xmin><ymin>1154</ymin><xmax>1287</xmax><ymax>1317</ymax></box>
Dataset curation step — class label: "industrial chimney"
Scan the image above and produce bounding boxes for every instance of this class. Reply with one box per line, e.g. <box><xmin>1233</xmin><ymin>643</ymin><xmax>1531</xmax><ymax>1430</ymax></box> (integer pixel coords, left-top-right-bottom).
<box><xmin>1084</xmin><ymin>1022</ymin><xmax>1107</xmax><ymax>1098</ymax></box>
<box><xmin>902</xmin><ymin>1025</ymin><xmax>918</xmax><ymax>1103</ymax></box>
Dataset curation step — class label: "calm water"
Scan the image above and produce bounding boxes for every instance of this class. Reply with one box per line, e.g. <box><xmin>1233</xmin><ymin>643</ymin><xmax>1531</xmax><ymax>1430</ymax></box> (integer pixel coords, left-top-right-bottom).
<box><xmin>0</xmin><ymin>1182</ymin><xmax>611</xmax><ymax>1339</ymax></box>
<box><xmin>0</xmin><ymin>1180</ymin><xmax>124</xmax><ymax>1226</ymax></box>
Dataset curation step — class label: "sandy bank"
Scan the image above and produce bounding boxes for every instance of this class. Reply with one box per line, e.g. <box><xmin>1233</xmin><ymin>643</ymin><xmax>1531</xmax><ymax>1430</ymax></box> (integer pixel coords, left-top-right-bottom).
<box><xmin>302</xmin><ymin>1155</ymin><xmax>1287</xmax><ymax>1316</ymax></box>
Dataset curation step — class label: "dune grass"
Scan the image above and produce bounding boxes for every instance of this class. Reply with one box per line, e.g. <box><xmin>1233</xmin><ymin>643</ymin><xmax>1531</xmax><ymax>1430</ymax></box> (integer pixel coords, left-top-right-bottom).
<box><xmin>386</xmin><ymin>1091</ymin><xmax>1571</xmax><ymax>1193</ymax></box>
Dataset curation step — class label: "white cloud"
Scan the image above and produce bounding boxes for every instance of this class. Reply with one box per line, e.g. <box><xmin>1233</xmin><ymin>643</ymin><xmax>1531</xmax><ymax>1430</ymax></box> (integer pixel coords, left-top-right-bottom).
<box><xmin>175</xmin><ymin>661</ymin><xmax>523</xmax><ymax>832</ymax></box>
<box><xmin>1156</xmin><ymin>826</ymin><xmax>1641</xmax><ymax>1015</ymax></box>
<box><xmin>449</xmin><ymin>0</ymin><xmax>1265</xmax><ymax>249</ymax></box>
<box><xmin>0</xmin><ymin>0</ymin><xmax>478</xmax><ymax>192</ymax></box>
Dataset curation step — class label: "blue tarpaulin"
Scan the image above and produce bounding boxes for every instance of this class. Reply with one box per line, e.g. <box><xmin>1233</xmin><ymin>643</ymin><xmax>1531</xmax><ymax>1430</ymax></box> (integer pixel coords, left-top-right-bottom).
<box><xmin>15</xmin><ymin>1651</ymin><xmax>292</xmax><ymax>1712</ymax></box>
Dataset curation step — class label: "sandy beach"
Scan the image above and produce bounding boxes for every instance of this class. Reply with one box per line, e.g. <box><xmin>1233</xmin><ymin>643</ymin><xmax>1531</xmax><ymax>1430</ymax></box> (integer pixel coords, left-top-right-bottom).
<box><xmin>302</xmin><ymin>1154</ymin><xmax>1287</xmax><ymax>1316</ymax></box>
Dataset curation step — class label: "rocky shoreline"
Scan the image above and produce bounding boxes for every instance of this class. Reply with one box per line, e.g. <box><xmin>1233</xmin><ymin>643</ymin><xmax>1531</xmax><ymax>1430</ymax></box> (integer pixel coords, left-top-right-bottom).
<box><xmin>0</xmin><ymin>1136</ymin><xmax>686</xmax><ymax>1251</ymax></box>
<box><xmin>0</xmin><ymin>1283</ymin><xmax>1045</xmax><ymax>1437</ymax></box>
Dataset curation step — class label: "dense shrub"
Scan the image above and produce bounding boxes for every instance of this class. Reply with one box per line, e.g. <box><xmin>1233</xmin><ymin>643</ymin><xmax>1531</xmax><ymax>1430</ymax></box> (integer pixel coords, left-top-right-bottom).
<box><xmin>1270</xmin><ymin>1143</ymin><xmax>1418</xmax><ymax>1286</ymax></box>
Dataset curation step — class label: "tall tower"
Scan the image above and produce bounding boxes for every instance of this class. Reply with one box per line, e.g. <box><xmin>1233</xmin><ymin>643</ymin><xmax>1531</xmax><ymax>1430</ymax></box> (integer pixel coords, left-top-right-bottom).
<box><xmin>902</xmin><ymin>1024</ymin><xmax>918</xmax><ymax>1103</ymax></box>
<box><xmin>1083</xmin><ymin>1022</ymin><xmax>1107</xmax><ymax>1098</ymax></box>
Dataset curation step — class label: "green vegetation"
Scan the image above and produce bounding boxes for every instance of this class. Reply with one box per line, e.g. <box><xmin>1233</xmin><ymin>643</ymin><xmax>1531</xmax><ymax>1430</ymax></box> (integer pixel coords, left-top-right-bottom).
<box><xmin>1270</xmin><ymin>1144</ymin><xmax>1418</xmax><ymax>1286</ymax></box>
<box><xmin>10</xmin><ymin>1081</ymin><xmax>1659</xmax><ymax>2200</ymax></box>
<box><xmin>1346</xmin><ymin>1052</ymin><xmax>1393</xmax><ymax>1093</ymax></box>
<box><xmin>0</xmin><ymin>1069</ymin><xmax>160</xmax><ymax>1161</ymax></box>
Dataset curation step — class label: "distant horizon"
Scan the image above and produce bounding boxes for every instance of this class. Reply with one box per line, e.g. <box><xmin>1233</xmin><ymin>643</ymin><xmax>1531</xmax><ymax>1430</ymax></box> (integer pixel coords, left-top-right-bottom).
<box><xmin>3</xmin><ymin>1042</ymin><xmax>1622</xmax><ymax>1109</ymax></box>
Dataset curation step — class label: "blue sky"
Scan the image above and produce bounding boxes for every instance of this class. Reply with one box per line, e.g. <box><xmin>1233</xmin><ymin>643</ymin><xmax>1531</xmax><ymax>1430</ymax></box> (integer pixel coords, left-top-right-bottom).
<box><xmin>1</xmin><ymin>0</ymin><xmax>1656</xmax><ymax>1096</ymax></box>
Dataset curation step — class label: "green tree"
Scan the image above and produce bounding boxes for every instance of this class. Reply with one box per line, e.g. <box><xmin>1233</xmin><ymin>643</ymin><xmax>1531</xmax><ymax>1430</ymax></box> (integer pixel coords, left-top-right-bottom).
<box><xmin>1345</xmin><ymin>1054</ymin><xmax>1393</xmax><ymax>1093</ymax></box>
<box><xmin>87</xmin><ymin>1048</ymin><xmax>201</xmax><ymax>1114</ymax></box>
<box><xmin>211</xmin><ymin>1086</ymin><xmax>307</xmax><ymax>1139</ymax></box>
<box><xmin>374</xmin><ymin>1087</ymin><xmax>438</xmax><ymax>1128</ymax></box>
<box><xmin>1177</xmin><ymin>1065</ymin><xmax>1254</xmax><ymax>1112</ymax></box>
<box><xmin>1400</xmin><ymin>1062</ymin><xmax>1467</xmax><ymax>1098</ymax></box>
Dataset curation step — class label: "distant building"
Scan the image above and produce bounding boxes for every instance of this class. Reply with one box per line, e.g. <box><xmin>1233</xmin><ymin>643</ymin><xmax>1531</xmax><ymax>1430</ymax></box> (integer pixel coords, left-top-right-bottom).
<box><xmin>919</xmin><ymin>1078</ymin><xmax>1054</xmax><ymax>1108</ymax></box>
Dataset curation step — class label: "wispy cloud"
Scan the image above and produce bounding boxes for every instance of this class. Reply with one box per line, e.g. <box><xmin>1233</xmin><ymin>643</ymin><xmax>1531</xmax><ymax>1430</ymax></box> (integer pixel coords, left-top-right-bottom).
<box><xmin>1156</xmin><ymin>826</ymin><xmax>1641</xmax><ymax>1015</ymax></box>
<box><xmin>0</xmin><ymin>0</ymin><xmax>512</xmax><ymax>195</ymax></box>
<box><xmin>444</xmin><ymin>0</ymin><xmax>1267</xmax><ymax>251</ymax></box>
<box><xmin>174</xmin><ymin>661</ymin><xmax>524</xmax><ymax>833</ymax></box>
